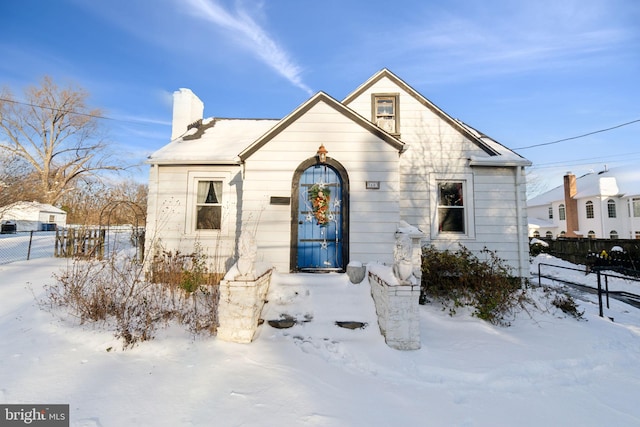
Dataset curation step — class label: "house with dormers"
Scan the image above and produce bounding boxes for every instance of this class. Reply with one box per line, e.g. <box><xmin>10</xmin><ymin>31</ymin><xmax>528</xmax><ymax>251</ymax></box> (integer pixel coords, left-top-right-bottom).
<box><xmin>528</xmin><ymin>166</ymin><xmax>640</xmax><ymax>240</ymax></box>
<box><xmin>145</xmin><ymin>69</ymin><xmax>531</xmax><ymax>279</ymax></box>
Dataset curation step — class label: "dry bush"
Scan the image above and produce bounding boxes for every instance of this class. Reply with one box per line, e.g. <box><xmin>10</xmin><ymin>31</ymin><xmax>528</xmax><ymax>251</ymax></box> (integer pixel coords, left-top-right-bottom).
<box><xmin>42</xmin><ymin>248</ymin><xmax>220</xmax><ymax>349</ymax></box>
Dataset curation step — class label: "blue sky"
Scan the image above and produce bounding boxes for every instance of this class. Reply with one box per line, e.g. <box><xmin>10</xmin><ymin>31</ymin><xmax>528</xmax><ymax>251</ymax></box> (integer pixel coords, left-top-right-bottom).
<box><xmin>1</xmin><ymin>0</ymin><xmax>639</xmax><ymax>194</ymax></box>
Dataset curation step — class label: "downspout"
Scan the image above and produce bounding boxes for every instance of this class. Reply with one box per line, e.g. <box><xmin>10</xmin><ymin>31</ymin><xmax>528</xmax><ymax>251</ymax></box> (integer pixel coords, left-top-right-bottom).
<box><xmin>600</xmin><ymin>197</ymin><xmax>606</xmax><ymax>239</ymax></box>
<box><xmin>515</xmin><ymin>165</ymin><xmax>527</xmax><ymax>279</ymax></box>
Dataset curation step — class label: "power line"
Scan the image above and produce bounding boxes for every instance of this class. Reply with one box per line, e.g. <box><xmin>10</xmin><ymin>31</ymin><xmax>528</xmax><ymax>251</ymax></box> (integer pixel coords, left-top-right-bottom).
<box><xmin>531</xmin><ymin>150</ymin><xmax>640</xmax><ymax>168</ymax></box>
<box><xmin>0</xmin><ymin>96</ymin><xmax>116</xmax><ymax>121</ymax></box>
<box><xmin>0</xmin><ymin>97</ymin><xmax>163</xmax><ymax>126</ymax></box>
<box><xmin>513</xmin><ymin>118</ymin><xmax>640</xmax><ymax>150</ymax></box>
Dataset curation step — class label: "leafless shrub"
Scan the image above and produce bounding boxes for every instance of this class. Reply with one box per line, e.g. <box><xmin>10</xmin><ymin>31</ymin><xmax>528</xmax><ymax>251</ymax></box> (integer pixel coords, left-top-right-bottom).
<box><xmin>41</xmin><ymin>247</ymin><xmax>220</xmax><ymax>349</ymax></box>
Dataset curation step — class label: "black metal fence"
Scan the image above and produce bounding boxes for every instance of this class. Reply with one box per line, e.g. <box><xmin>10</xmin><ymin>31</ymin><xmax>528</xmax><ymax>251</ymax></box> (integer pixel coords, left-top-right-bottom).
<box><xmin>537</xmin><ymin>262</ymin><xmax>640</xmax><ymax>318</ymax></box>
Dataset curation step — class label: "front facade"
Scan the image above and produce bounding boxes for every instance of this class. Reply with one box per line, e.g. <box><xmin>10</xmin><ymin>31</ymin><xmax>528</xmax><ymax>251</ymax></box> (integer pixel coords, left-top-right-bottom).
<box><xmin>528</xmin><ymin>166</ymin><xmax>640</xmax><ymax>239</ymax></box>
<box><xmin>146</xmin><ymin>69</ymin><xmax>531</xmax><ymax>278</ymax></box>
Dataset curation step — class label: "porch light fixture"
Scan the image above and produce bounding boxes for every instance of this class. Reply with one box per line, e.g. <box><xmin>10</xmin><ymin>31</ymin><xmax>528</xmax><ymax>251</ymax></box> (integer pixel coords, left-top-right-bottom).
<box><xmin>316</xmin><ymin>144</ymin><xmax>328</xmax><ymax>163</ymax></box>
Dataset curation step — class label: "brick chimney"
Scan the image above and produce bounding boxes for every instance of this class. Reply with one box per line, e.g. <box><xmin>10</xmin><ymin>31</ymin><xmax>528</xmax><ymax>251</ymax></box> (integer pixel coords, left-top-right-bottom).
<box><xmin>171</xmin><ymin>88</ymin><xmax>204</xmax><ymax>140</ymax></box>
<box><xmin>563</xmin><ymin>172</ymin><xmax>580</xmax><ymax>237</ymax></box>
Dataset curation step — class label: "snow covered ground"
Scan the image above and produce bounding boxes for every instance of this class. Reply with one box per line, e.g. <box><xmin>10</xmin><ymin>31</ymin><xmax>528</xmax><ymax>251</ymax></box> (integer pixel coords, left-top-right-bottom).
<box><xmin>2</xmin><ymin>252</ymin><xmax>640</xmax><ymax>426</ymax></box>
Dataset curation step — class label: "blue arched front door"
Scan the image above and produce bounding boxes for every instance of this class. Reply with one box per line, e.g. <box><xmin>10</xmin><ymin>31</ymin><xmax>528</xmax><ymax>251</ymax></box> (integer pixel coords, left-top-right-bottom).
<box><xmin>296</xmin><ymin>164</ymin><xmax>343</xmax><ymax>270</ymax></box>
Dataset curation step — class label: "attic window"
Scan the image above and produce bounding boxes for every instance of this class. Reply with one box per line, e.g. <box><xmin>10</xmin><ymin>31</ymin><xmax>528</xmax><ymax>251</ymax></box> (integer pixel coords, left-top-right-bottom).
<box><xmin>372</xmin><ymin>94</ymin><xmax>399</xmax><ymax>135</ymax></box>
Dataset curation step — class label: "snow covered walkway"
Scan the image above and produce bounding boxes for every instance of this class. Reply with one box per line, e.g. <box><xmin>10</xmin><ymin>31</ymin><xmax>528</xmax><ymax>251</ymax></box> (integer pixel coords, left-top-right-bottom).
<box><xmin>258</xmin><ymin>271</ymin><xmax>384</xmax><ymax>346</ymax></box>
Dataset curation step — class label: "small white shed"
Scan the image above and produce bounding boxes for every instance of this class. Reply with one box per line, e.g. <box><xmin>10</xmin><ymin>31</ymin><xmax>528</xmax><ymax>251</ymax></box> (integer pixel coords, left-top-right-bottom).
<box><xmin>0</xmin><ymin>201</ymin><xmax>67</xmax><ymax>232</ymax></box>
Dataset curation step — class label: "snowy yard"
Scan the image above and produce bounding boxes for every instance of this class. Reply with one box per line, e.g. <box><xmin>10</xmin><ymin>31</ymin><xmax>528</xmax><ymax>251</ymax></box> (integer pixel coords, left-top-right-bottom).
<box><xmin>1</xmin><ymin>251</ymin><xmax>640</xmax><ymax>426</ymax></box>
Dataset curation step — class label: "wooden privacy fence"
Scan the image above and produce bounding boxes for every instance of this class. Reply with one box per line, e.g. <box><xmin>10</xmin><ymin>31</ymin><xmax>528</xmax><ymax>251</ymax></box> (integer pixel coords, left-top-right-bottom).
<box><xmin>55</xmin><ymin>228</ymin><xmax>106</xmax><ymax>259</ymax></box>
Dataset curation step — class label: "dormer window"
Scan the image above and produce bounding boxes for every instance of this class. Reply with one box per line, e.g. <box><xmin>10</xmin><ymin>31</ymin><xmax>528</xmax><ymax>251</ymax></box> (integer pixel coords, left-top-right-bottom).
<box><xmin>372</xmin><ymin>94</ymin><xmax>399</xmax><ymax>135</ymax></box>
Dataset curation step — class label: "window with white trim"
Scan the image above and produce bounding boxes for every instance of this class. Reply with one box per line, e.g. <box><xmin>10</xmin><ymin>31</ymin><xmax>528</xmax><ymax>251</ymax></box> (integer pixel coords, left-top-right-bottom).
<box><xmin>195</xmin><ymin>180</ymin><xmax>222</xmax><ymax>230</ymax></box>
<box><xmin>533</xmin><ymin>230</ymin><xmax>540</xmax><ymax>238</ymax></box>
<box><xmin>372</xmin><ymin>94</ymin><xmax>399</xmax><ymax>134</ymax></box>
<box><xmin>559</xmin><ymin>204</ymin><xmax>566</xmax><ymax>221</ymax></box>
<box><xmin>607</xmin><ymin>199</ymin><xmax>616</xmax><ymax>218</ymax></box>
<box><xmin>431</xmin><ymin>174</ymin><xmax>474</xmax><ymax>239</ymax></box>
<box><xmin>587</xmin><ymin>230</ymin><xmax>596</xmax><ymax>239</ymax></box>
<box><xmin>586</xmin><ymin>201</ymin><xmax>594</xmax><ymax>219</ymax></box>
<box><xmin>548</xmin><ymin>206</ymin><xmax>553</xmax><ymax>219</ymax></box>
<box><xmin>610</xmin><ymin>230</ymin><xmax>619</xmax><ymax>239</ymax></box>
<box><xmin>633</xmin><ymin>198</ymin><xmax>640</xmax><ymax>217</ymax></box>
<box><xmin>545</xmin><ymin>231</ymin><xmax>553</xmax><ymax>238</ymax></box>
<box><xmin>438</xmin><ymin>181</ymin><xmax>465</xmax><ymax>233</ymax></box>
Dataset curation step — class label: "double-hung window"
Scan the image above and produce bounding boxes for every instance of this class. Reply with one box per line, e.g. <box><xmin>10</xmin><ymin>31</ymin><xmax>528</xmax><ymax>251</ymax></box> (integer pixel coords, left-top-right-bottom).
<box><xmin>196</xmin><ymin>180</ymin><xmax>222</xmax><ymax>230</ymax></box>
<box><xmin>431</xmin><ymin>174</ymin><xmax>475</xmax><ymax>239</ymax></box>
<box><xmin>372</xmin><ymin>94</ymin><xmax>399</xmax><ymax>135</ymax></box>
<box><xmin>438</xmin><ymin>182</ymin><xmax>465</xmax><ymax>233</ymax></box>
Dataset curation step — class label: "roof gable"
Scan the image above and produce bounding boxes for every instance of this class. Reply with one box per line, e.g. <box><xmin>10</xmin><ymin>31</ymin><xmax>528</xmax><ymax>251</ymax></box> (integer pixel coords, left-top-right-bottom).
<box><xmin>343</xmin><ymin>68</ymin><xmax>502</xmax><ymax>157</ymax></box>
<box><xmin>238</xmin><ymin>91</ymin><xmax>405</xmax><ymax>161</ymax></box>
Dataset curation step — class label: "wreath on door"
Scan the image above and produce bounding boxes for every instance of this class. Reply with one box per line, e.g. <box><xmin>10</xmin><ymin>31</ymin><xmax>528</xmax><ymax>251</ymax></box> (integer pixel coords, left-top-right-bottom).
<box><xmin>309</xmin><ymin>184</ymin><xmax>331</xmax><ymax>226</ymax></box>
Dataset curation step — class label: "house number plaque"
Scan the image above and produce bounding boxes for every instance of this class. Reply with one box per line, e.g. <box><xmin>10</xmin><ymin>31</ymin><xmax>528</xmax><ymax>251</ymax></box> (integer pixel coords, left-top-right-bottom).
<box><xmin>366</xmin><ymin>181</ymin><xmax>380</xmax><ymax>190</ymax></box>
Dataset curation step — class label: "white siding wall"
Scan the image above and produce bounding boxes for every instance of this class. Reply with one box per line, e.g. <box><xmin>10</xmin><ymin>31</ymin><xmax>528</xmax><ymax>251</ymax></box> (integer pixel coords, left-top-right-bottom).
<box><xmin>345</xmin><ymin>76</ymin><xmax>528</xmax><ymax>277</ymax></box>
<box><xmin>145</xmin><ymin>164</ymin><xmax>242</xmax><ymax>272</ymax></box>
<box><xmin>574</xmin><ymin>196</ymin><xmax>628</xmax><ymax>239</ymax></box>
<box><xmin>627</xmin><ymin>197</ymin><xmax>640</xmax><ymax>239</ymax></box>
<box><xmin>242</xmin><ymin>101</ymin><xmax>401</xmax><ymax>271</ymax></box>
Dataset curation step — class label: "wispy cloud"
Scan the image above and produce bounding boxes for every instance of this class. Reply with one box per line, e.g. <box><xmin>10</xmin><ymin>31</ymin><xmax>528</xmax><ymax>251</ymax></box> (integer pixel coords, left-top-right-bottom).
<box><xmin>182</xmin><ymin>0</ymin><xmax>312</xmax><ymax>94</ymax></box>
<box><xmin>379</xmin><ymin>1</ymin><xmax>636</xmax><ymax>83</ymax></box>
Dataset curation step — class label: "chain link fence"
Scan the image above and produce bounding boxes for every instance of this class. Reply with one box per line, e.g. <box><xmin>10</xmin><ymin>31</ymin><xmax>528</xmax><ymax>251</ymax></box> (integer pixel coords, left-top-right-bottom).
<box><xmin>0</xmin><ymin>231</ymin><xmax>57</xmax><ymax>264</ymax></box>
<box><xmin>0</xmin><ymin>227</ymin><xmax>145</xmax><ymax>265</ymax></box>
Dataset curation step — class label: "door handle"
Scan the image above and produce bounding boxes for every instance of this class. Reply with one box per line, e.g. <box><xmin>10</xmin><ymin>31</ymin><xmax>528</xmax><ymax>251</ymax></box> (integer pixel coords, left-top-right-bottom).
<box><xmin>299</xmin><ymin>221</ymin><xmax>303</xmax><ymax>224</ymax></box>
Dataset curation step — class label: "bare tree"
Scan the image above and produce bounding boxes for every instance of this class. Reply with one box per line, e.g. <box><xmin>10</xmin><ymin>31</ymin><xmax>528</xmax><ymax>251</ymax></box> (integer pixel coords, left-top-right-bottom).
<box><xmin>0</xmin><ymin>76</ymin><xmax>121</xmax><ymax>205</ymax></box>
<box><xmin>57</xmin><ymin>178</ymin><xmax>148</xmax><ymax>226</ymax></box>
<box><xmin>0</xmin><ymin>154</ymin><xmax>36</xmax><ymax>206</ymax></box>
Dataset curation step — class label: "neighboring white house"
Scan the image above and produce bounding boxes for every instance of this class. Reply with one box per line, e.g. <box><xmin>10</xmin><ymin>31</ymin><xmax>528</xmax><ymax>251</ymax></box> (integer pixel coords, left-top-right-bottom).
<box><xmin>527</xmin><ymin>165</ymin><xmax>640</xmax><ymax>239</ymax></box>
<box><xmin>145</xmin><ymin>69</ymin><xmax>531</xmax><ymax>278</ymax></box>
<box><xmin>0</xmin><ymin>201</ymin><xmax>67</xmax><ymax>232</ymax></box>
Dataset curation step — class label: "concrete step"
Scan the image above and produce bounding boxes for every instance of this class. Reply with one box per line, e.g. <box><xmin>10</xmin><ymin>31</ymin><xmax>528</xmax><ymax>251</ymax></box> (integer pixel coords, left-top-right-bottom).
<box><xmin>258</xmin><ymin>271</ymin><xmax>379</xmax><ymax>340</ymax></box>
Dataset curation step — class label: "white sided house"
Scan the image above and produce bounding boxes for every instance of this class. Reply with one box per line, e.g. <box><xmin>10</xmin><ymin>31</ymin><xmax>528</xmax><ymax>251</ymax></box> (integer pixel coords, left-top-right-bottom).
<box><xmin>146</xmin><ymin>69</ymin><xmax>531</xmax><ymax>279</ymax></box>
<box><xmin>0</xmin><ymin>201</ymin><xmax>67</xmax><ymax>232</ymax></box>
<box><xmin>528</xmin><ymin>165</ymin><xmax>640</xmax><ymax>239</ymax></box>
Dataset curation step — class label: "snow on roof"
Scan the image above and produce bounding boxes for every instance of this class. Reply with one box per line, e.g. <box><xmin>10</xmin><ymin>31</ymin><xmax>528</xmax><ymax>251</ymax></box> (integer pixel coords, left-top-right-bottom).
<box><xmin>528</xmin><ymin>217</ymin><xmax>557</xmax><ymax>229</ymax></box>
<box><xmin>1</xmin><ymin>201</ymin><xmax>66</xmax><ymax>218</ymax></box>
<box><xmin>527</xmin><ymin>185</ymin><xmax>565</xmax><ymax>206</ymax></box>
<box><xmin>454</xmin><ymin>120</ymin><xmax>531</xmax><ymax>167</ymax></box>
<box><xmin>148</xmin><ymin>118</ymin><xmax>279</xmax><ymax>165</ymax></box>
<box><xmin>528</xmin><ymin>165</ymin><xmax>640</xmax><ymax>206</ymax></box>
